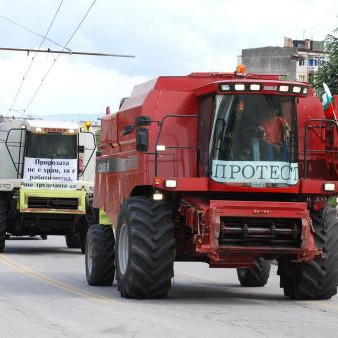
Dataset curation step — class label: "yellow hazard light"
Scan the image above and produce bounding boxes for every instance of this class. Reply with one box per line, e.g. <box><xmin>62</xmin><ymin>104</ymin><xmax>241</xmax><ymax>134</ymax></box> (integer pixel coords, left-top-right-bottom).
<box><xmin>236</xmin><ymin>64</ymin><xmax>247</xmax><ymax>74</ymax></box>
<box><xmin>83</xmin><ymin>121</ymin><xmax>92</xmax><ymax>132</ymax></box>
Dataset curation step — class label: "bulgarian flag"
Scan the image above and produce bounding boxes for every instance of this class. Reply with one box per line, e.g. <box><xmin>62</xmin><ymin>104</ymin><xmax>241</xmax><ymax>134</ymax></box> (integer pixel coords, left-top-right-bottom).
<box><xmin>322</xmin><ymin>83</ymin><xmax>336</xmax><ymax>119</ymax></box>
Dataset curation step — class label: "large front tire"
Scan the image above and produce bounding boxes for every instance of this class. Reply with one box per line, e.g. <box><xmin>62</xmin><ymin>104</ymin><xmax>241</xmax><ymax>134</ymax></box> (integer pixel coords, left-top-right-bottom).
<box><xmin>116</xmin><ymin>197</ymin><xmax>175</xmax><ymax>299</ymax></box>
<box><xmin>85</xmin><ymin>224</ymin><xmax>115</xmax><ymax>286</ymax></box>
<box><xmin>237</xmin><ymin>258</ymin><xmax>271</xmax><ymax>287</ymax></box>
<box><xmin>278</xmin><ymin>206</ymin><xmax>338</xmax><ymax>300</ymax></box>
<box><xmin>0</xmin><ymin>194</ymin><xmax>8</xmax><ymax>253</ymax></box>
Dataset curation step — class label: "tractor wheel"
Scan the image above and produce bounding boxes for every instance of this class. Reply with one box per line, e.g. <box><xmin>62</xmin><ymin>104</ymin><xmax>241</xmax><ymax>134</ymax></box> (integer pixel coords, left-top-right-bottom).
<box><xmin>85</xmin><ymin>224</ymin><xmax>115</xmax><ymax>286</ymax></box>
<box><xmin>115</xmin><ymin>197</ymin><xmax>175</xmax><ymax>299</ymax></box>
<box><xmin>65</xmin><ymin>233</ymin><xmax>81</xmax><ymax>249</ymax></box>
<box><xmin>237</xmin><ymin>258</ymin><xmax>271</xmax><ymax>287</ymax></box>
<box><xmin>0</xmin><ymin>194</ymin><xmax>8</xmax><ymax>253</ymax></box>
<box><xmin>278</xmin><ymin>206</ymin><xmax>338</xmax><ymax>300</ymax></box>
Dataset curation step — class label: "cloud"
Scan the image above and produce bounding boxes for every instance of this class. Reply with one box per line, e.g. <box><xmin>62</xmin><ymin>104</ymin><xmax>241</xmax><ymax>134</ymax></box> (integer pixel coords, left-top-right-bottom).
<box><xmin>0</xmin><ymin>53</ymin><xmax>146</xmax><ymax>118</ymax></box>
<box><xmin>0</xmin><ymin>0</ymin><xmax>337</xmax><ymax>118</ymax></box>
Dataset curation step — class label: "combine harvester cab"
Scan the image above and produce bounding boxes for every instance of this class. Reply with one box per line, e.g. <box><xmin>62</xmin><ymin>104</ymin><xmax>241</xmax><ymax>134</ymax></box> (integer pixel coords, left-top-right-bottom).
<box><xmin>87</xmin><ymin>67</ymin><xmax>338</xmax><ymax>300</ymax></box>
<box><xmin>0</xmin><ymin>118</ymin><xmax>96</xmax><ymax>252</ymax></box>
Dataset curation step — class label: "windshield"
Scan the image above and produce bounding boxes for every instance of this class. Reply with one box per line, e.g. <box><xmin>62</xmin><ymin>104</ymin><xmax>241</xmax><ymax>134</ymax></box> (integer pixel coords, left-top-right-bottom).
<box><xmin>210</xmin><ymin>94</ymin><xmax>298</xmax><ymax>187</ymax></box>
<box><xmin>26</xmin><ymin>132</ymin><xmax>77</xmax><ymax>159</ymax></box>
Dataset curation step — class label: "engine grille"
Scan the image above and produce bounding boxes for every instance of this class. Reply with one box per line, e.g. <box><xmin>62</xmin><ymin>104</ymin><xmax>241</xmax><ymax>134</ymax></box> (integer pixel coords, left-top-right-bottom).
<box><xmin>27</xmin><ymin>197</ymin><xmax>79</xmax><ymax>210</ymax></box>
<box><xmin>219</xmin><ymin>217</ymin><xmax>302</xmax><ymax>247</ymax></box>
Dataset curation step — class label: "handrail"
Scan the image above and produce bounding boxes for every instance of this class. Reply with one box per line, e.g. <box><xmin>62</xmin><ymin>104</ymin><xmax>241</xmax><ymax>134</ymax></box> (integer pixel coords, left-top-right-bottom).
<box><xmin>304</xmin><ymin>119</ymin><xmax>338</xmax><ymax>179</ymax></box>
<box><xmin>153</xmin><ymin>114</ymin><xmax>201</xmax><ymax>177</ymax></box>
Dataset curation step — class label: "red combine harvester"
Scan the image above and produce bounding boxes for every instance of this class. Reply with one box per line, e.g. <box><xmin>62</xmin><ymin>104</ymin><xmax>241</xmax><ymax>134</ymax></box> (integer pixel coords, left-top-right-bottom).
<box><xmin>86</xmin><ymin>67</ymin><xmax>338</xmax><ymax>299</ymax></box>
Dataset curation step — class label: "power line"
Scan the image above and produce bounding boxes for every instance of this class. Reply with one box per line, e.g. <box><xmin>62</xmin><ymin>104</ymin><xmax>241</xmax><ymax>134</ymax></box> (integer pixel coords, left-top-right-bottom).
<box><xmin>9</xmin><ymin>0</ymin><xmax>65</xmax><ymax>114</ymax></box>
<box><xmin>0</xmin><ymin>13</ymin><xmax>70</xmax><ymax>51</ymax></box>
<box><xmin>24</xmin><ymin>0</ymin><xmax>98</xmax><ymax>112</ymax></box>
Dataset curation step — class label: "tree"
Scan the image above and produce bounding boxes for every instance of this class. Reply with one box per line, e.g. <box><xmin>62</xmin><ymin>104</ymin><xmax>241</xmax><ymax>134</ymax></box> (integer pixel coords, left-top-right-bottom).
<box><xmin>311</xmin><ymin>28</ymin><xmax>338</xmax><ymax>96</ymax></box>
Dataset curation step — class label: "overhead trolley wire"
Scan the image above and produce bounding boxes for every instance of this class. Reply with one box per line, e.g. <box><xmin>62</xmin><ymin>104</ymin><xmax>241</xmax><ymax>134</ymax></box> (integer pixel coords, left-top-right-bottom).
<box><xmin>24</xmin><ymin>0</ymin><xmax>98</xmax><ymax>112</ymax></box>
<box><xmin>0</xmin><ymin>13</ymin><xmax>70</xmax><ymax>51</ymax></box>
<box><xmin>9</xmin><ymin>0</ymin><xmax>65</xmax><ymax>114</ymax></box>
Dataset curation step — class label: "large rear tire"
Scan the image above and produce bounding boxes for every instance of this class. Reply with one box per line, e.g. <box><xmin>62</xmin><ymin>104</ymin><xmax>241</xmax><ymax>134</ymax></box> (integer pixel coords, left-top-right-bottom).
<box><xmin>278</xmin><ymin>206</ymin><xmax>338</xmax><ymax>300</ymax></box>
<box><xmin>116</xmin><ymin>197</ymin><xmax>175</xmax><ymax>299</ymax></box>
<box><xmin>85</xmin><ymin>224</ymin><xmax>115</xmax><ymax>286</ymax></box>
<box><xmin>0</xmin><ymin>194</ymin><xmax>8</xmax><ymax>253</ymax></box>
<box><xmin>237</xmin><ymin>258</ymin><xmax>271</xmax><ymax>287</ymax></box>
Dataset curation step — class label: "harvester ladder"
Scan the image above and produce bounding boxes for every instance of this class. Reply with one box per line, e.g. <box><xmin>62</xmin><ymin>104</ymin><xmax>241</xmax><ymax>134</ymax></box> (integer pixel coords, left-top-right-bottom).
<box><xmin>304</xmin><ymin>119</ymin><xmax>338</xmax><ymax>179</ymax></box>
<box><xmin>5</xmin><ymin>128</ymin><xmax>26</xmax><ymax>179</ymax></box>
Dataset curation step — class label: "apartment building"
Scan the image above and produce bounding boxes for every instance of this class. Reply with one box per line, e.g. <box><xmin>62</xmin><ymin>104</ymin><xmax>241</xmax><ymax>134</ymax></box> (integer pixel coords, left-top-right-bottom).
<box><xmin>240</xmin><ymin>37</ymin><xmax>325</xmax><ymax>82</ymax></box>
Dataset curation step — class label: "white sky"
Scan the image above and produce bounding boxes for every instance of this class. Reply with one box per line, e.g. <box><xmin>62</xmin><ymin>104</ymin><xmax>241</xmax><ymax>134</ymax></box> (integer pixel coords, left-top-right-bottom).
<box><xmin>0</xmin><ymin>0</ymin><xmax>337</xmax><ymax>120</ymax></box>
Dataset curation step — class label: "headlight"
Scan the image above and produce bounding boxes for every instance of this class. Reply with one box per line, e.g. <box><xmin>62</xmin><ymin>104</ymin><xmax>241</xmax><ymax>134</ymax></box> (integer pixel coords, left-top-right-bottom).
<box><xmin>164</xmin><ymin>180</ymin><xmax>177</xmax><ymax>188</ymax></box>
<box><xmin>0</xmin><ymin>183</ymin><xmax>12</xmax><ymax>191</ymax></box>
<box><xmin>323</xmin><ymin>183</ymin><xmax>335</xmax><ymax>192</ymax></box>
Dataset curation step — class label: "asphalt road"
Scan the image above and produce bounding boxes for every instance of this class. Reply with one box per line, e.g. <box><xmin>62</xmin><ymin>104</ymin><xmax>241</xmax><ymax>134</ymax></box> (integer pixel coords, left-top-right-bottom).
<box><xmin>0</xmin><ymin>236</ymin><xmax>338</xmax><ymax>338</ymax></box>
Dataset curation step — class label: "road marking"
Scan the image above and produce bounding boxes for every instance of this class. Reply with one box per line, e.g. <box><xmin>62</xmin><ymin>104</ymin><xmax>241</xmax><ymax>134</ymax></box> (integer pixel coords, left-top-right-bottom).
<box><xmin>0</xmin><ymin>255</ymin><xmax>121</xmax><ymax>305</ymax></box>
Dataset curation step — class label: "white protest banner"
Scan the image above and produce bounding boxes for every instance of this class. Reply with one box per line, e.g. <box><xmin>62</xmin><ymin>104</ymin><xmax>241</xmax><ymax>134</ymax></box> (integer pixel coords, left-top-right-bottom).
<box><xmin>23</xmin><ymin>157</ymin><xmax>77</xmax><ymax>188</ymax></box>
<box><xmin>212</xmin><ymin>160</ymin><xmax>299</xmax><ymax>185</ymax></box>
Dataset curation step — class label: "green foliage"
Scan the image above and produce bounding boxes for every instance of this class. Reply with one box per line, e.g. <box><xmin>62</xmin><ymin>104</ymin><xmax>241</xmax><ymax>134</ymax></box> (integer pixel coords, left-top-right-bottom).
<box><xmin>328</xmin><ymin>196</ymin><xmax>337</xmax><ymax>208</ymax></box>
<box><xmin>311</xmin><ymin>28</ymin><xmax>338</xmax><ymax>96</ymax></box>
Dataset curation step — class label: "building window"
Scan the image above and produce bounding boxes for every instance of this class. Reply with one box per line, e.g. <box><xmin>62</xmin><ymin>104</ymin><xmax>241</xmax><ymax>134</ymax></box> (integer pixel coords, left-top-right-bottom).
<box><xmin>299</xmin><ymin>75</ymin><xmax>306</xmax><ymax>81</ymax></box>
<box><xmin>308</xmin><ymin>58</ymin><xmax>319</xmax><ymax>67</ymax></box>
<box><xmin>299</xmin><ymin>59</ymin><xmax>305</xmax><ymax>66</ymax></box>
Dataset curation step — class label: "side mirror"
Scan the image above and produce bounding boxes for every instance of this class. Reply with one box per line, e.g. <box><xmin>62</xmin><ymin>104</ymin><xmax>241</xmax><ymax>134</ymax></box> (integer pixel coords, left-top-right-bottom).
<box><xmin>135</xmin><ymin>116</ymin><xmax>151</xmax><ymax>127</ymax></box>
<box><xmin>78</xmin><ymin>145</ymin><xmax>85</xmax><ymax>153</ymax></box>
<box><xmin>136</xmin><ymin>127</ymin><xmax>149</xmax><ymax>152</ymax></box>
<box><xmin>123</xmin><ymin>125</ymin><xmax>134</xmax><ymax>135</ymax></box>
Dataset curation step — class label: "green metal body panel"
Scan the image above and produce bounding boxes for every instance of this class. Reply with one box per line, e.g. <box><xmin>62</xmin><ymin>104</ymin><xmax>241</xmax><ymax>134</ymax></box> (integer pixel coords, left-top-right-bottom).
<box><xmin>19</xmin><ymin>188</ymin><xmax>87</xmax><ymax>214</ymax></box>
<box><xmin>99</xmin><ymin>208</ymin><xmax>114</xmax><ymax>227</ymax></box>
